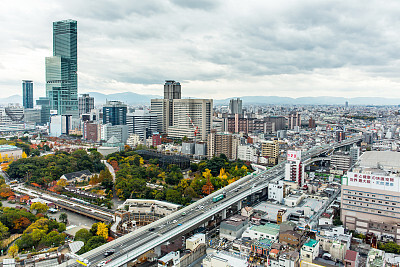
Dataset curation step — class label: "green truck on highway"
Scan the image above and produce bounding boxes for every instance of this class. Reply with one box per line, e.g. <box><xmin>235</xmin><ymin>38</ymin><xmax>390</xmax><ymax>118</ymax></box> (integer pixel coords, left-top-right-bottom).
<box><xmin>212</xmin><ymin>194</ymin><xmax>225</xmax><ymax>203</ymax></box>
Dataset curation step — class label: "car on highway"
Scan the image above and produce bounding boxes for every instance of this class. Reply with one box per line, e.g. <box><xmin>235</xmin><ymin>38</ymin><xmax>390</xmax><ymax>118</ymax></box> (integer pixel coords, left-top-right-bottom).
<box><xmin>149</xmin><ymin>227</ymin><xmax>155</xmax><ymax>231</ymax></box>
<box><xmin>178</xmin><ymin>223</ymin><xmax>182</xmax><ymax>226</ymax></box>
<box><xmin>97</xmin><ymin>261</ymin><xmax>107</xmax><ymax>267</ymax></box>
<box><xmin>104</xmin><ymin>249</ymin><xmax>115</xmax><ymax>257</ymax></box>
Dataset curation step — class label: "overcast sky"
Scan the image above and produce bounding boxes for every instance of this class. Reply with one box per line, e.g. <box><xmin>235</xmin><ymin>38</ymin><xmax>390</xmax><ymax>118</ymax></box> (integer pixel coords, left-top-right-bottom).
<box><xmin>2</xmin><ymin>0</ymin><xmax>400</xmax><ymax>99</ymax></box>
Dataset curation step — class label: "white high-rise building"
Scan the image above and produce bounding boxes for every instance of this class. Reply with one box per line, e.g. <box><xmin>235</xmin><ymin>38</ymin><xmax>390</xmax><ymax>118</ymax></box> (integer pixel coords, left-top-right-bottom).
<box><xmin>167</xmin><ymin>99</ymin><xmax>213</xmax><ymax>141</ymax></box>
<box><xmin>237</xmin><ymin>145</ymin><xmax>258</xmax><ymax>162</ymax></box>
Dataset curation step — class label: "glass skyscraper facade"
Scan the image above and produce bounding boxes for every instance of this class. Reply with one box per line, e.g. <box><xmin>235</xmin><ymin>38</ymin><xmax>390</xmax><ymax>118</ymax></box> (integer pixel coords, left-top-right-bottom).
<box><xmin>36</xmin><ymin>97</ymin><xmax>51</xmax><ymax>124</ymax></box>
<box><xmin>22</xmin><ymin>80</ymin><xmax>33</xmax><ymax>109</ymax></box>
<box><xmin>46</xmin><ymin>19</ymin><xmax>78</xmax><ymax>117</ymax></box>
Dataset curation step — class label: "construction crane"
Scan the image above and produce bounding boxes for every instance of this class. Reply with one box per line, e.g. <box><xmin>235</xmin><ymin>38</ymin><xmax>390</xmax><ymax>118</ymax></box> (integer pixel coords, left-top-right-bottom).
<box><xmin>186</xmin><ymin>113</ymin><xmax>199</xmax><ymax>146</ymax></box>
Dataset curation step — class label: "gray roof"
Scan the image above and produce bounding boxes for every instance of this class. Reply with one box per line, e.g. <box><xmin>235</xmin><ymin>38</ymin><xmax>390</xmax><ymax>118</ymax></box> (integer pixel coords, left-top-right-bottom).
<box><xmin>359</xmin><ymin>151</ymin><xmax>400</xmax><ymax>169</ymax></box>
<box><xmin>62</xmin><ymin>170</ymin><xmax>92</xmax><ymax>180</ymax></box>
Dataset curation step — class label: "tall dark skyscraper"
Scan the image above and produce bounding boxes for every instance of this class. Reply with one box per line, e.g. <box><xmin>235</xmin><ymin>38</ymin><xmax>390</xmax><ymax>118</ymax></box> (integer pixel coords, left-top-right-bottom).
<box><xmin>229</xmin><ymin>98</ymin><xmax>243</xmax><ymax>114</ymax></box>
<box><xmin>46</xmin><ymin>19</ymin><xmax>78</xmax><ymax>117</ymax></box>
<box><xmin>22</xmin><ymin>80</ymin><xmax>33</xmax><ymax>109</ymax></box>
<box><xmin>36</xmin><ymin>97</ymin><xmax>51</xmax><ymax>124</ymax></box>
<box><xmin>103</xmin><ymin>100</ymin><xmax>127</xmax><ymax>125</ymax></box>
<box><xmin>78</xmin><ymin>94</ymin><xmax>94</xmax><ymax>115</ymax></box>
<box><xmin>163</xmin><ymin>80</ymin><xmax>181</xmax><ymax>100</ymax></box>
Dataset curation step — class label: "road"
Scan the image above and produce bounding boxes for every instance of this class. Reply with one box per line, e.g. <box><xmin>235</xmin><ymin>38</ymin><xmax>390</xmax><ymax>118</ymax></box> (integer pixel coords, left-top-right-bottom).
<box><xmin>64</xmin><ymin>136</ymin><xmax>361</xmax><ymax>267</ymax></box>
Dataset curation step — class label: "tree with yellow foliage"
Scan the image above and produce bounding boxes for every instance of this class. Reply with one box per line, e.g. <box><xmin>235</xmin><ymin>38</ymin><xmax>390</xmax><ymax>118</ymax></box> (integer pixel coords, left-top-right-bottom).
<box><xmin>96</xmin><ymin>222</ymin><xmax>108</xmax><ymax>240</ymax></box>
<box><xmin>30</xmin><ymin>202</ymin><xmax>49</xmax><ymax>215</ymax></box>
<box><xmin>22</xmin><ymin>152</ymin><xmax>27</xmax><ymax>159</ymax></box>
<box><xmin>177</xmin><ymin>179</ymin><xmax>190</xmax><ymax>192</ymax></box>
<box><xmin>56</xmin><ymin>179</ymin><xmax>67</xmax><ymax>187</ymax></box>
<box><xmin>8</xmin><ymin>244</ymin><xmax>18</xmax><ymax>258</ymax></box>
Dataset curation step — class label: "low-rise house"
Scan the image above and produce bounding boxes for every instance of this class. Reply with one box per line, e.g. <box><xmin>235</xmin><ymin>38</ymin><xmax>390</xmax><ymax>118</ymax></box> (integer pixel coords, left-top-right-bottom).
<box><xmin>220</xmin><ymin>215</ymin><xmax>248</xmax><ymax>241</ymax></box>
<box><xmin>60</xmin><ymin>170</ymin><xmax>93</xmax><ymax>183</ymax></box>
<box><xmin>251</xmin><ymin>238</ymin><xmax>274</xmax><ymax>257</ymax></box>
<box><xmin>231</xmin><ymin>238</ymin><xmax>251</xmax><ymax>256</ymax></box>
<box><xmin>318</xmin><ymin>212</ymin><xmax>334</xmax><ymax>226</ymax></box>
<box><xmin>186</xmin><ymin>233</ymin><xmax>205</xmax><ymax>251</ymax></box>
<box><xmin>269</xmin><ymin>250</ymin><xmax>300</xmax><ymax>267</ymax></box>
<box><xmin>300</xmin><ymin>239</ymin><xmax>320</xmax><ymax>261</ymax></box>
<box><xmin>242</xmin><ymin>223</ymin><xmax>280</xmax><ymax>240</ymax></box>
<box><xmin>241</xmin><ymin>207</ymin><xmax>254</xmax><ymax>217</ymax></box>
<box><xmin>344</xmin><ymin>250</ymin><xmax>359</xmax><ymax>267</ymax></box>
<box><xmin>158</xmin><ymin>251</ymin><xmax>180</xmax><ymax>267</ymax></box>
<box><xmin>279</xmin><ymin>230</ymin><xmax>303</xmax><ymax>248</ymax></box>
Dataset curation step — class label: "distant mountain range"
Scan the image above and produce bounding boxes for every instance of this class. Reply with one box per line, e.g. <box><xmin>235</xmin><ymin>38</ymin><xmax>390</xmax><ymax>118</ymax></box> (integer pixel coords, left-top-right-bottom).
<box><xmin>87</xmin><ymin>92</ymin><xmax>161</xmax><ymax>105</ymax></box>
<box><xmin>1</xmin><ymin>93</ymin><xmax>400</xmax><ymax>106</ymax></box>
<box><xmin>0</xmin><ymin>95</ymin><xmax>22</xmax><ymax>105</ymax></box>
<box><xmin>214</xmin><ymin>96</ymin><xmax>400</xmax><ymax>105</ymax></box>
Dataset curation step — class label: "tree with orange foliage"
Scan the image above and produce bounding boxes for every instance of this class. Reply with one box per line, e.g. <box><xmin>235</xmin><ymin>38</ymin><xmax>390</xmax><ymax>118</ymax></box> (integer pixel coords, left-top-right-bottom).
<box><xmin>0</xmin><ymin>184</ymin><xmax>14</xmax><ymax>199</ymax></box>
<box><xmin>201</xmin><ymin>169</ymin><xmax>214</xmax><ymax>195</ymax></box>
<box><xmin>109</xmin><ymin>160</ymin><xmax>119</xmax><ymax>172</ymax></box>
<box><xmin>13</xmin><ymin>217</ymin><xmax>31</xmax><ymax>230</ymax></box>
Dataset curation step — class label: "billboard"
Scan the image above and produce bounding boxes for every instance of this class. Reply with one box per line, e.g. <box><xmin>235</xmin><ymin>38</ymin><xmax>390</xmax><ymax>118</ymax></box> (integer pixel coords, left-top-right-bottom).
<box><xmin>344</xmin><ymin>172</ymin><xmax>400</xmax><ymax>192</ymax></box>
<box><xmin>287</xmin><ymin>150</ymin><xmax>301</xmax><ymax>161</ymax></box>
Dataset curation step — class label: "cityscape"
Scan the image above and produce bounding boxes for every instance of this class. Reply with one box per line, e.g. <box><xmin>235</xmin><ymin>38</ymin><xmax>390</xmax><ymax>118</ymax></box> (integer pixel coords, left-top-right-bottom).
<box><xmin>1</xmin><ymin>2</ymin><xmax>400</xmax><ymax>267</ymax></box>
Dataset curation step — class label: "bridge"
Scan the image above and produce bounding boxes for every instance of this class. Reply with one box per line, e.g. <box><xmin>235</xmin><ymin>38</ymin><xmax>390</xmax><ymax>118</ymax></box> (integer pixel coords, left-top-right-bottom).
<box><xmin>64</xmin><ymin>136</ymin><xmax>362</xmax><ymax>267</ymax></box>
<box><xmin>13</xmin><ymin>185</ymin><xmax>114</xmax><ymax>222</ymax></box>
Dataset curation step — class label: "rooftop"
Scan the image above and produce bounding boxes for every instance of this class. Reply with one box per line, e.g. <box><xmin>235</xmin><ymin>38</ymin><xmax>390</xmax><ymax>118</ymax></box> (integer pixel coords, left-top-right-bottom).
<box><xmin>222</xmin><ymin>215</ymin><xmax>248</xmax><ymax>226</ymax></box>
<box><xmin>304</xmin><ymin>239</ymin><xmax>319</xmax><ymax>248</ymax></box>
<box><xmin>250</xmin><ymin>223</ymin><xmax>280</xmax><ymax>236</ymax></box>
<box><xmin>253</xmin><ymin>238</ymin><xmax>274</xmax><ymax>249</ymax></box>
<box><xmin>0</xmin><ymin>145</ymin><xmax>21</xmax><ymax>152</ymax></box>
<box><xmin>359</xmin><ymin>151</ymin><xmax>400</xmax><ymax>170</ymax></box>
<box><xmin>345</xmin><ymin>250</ymin><xmax>358</xmax><ymax>262</ymax></box>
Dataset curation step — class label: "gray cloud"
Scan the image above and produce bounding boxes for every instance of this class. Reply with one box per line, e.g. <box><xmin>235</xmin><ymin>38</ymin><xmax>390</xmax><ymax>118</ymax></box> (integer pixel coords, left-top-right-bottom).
<box><xmin>2</xmin><ymin>0</ymin><xmax>400</xmax><ymax>99</ymax></box>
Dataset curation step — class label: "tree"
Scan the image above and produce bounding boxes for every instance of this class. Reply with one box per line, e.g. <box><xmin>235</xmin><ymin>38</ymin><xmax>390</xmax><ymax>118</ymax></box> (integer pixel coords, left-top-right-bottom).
<box><xmin>24</xmin><ymin>218</ymin><xmax>49</xmax><ymax>234</ymax></box>
<box><xmin>183</xmin><ymin>186</ymin><xmax>197</xmax><ymax>199</ymax></box>
<box><xmin>90</xmin><ymin>223</ymin><xmax>99</xmax><ymax>236</ymax></box>
<box><xmin>75</xmin><ymin>229</ymin><xmax>93</xmax><ymax>243</ymax></box>
<box><xmin>13</xmin><ymin>217</ymin><xmax>31</xmax><ymax>230</ymax></box>
<box><xmin>0</xmin><ymin>184</ymin><xmax>14</xmax><ymax>199</ymax></box>
<box><xmin>8</xmin><ymin>244</ymin><xmax>18</xmax><ymax>258</ymax></box>
<box><xmin>96</xmin><ymin>222</ymin><xmax>108</xmax><ymax>240</ymax></box>
<box><xmin>165</xmin><ymin>189</ymin><xmax>182</xmax><ymax>204</ymax></box>
<box><xmin>30</xmin><ymin>202</ymin><xmax>49</xmax><ymax>214</ymax></box>
<box><xmin>59</xmin><ymin>213</ymin><xmax>68</xmax><ymax>224</ymax></box>
<box><xmin>78</xmin><ymin>236</ymin><xmax>106</xmax><ymax>255</ymax></box>
<box><xmin>202</xmin><ymin>169</ymin><xmax>214</xmax><ymax>195</ymax></box>
<box><xmin>57</xmin><ymin>179</ymin><xmax>67</xmax><ymax>187</ymax></box>
<box><xmin>0</xmin><ymin>221</ymin><xmax>9</xmax><ymax>239</ymax></box>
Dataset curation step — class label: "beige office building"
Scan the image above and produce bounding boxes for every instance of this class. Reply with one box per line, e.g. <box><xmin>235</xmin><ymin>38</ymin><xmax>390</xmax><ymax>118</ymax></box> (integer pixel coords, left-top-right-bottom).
<box><xmin>261</xmin><ymin>139</ymin><xmax>279</xmax><ymax>165</ymax></box>
<box><xmin>341</xmin><ymin>151</ymin><xmax>400</xmax><ymax>244</ymax></box>
<box><xmin>207</xmin><ymin>131</ymin><xmax>239</xmax><ymax>160</ymax></box>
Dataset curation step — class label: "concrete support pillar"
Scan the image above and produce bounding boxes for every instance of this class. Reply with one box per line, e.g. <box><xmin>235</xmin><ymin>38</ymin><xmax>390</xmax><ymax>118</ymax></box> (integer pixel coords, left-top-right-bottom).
<box><xmin>222</xmin><ymin>209</ymin><xmax>227</xmax><ymax>220</ymax></box>
<box><xmin>154</xmin><ymin>245</ymin><xmax>162</xmax><ymax>256</ymax></box>
<box><xmin>237</xmin><ymin>201</ymin><xmax>242</xmax><ymax>211</ymax></box>
<box><xmin>262</xmin><ymin>188</ymin><xmax>267</xmax><ymax>196</ymax></box>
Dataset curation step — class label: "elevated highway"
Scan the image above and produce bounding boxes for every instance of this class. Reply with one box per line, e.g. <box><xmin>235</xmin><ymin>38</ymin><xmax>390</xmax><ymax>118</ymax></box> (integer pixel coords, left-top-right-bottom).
<box><xmin>65</xmin><ymin>136</ymin><xmax>362</xmax><ymax>267</ymax></box>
